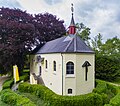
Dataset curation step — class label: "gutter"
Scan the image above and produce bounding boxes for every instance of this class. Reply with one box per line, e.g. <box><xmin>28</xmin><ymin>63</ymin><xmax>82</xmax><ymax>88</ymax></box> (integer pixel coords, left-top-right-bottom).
<box><xmin>61</xmin><ymin>53</ymin><xmax>64</xmax><ymax>95</ymax></box>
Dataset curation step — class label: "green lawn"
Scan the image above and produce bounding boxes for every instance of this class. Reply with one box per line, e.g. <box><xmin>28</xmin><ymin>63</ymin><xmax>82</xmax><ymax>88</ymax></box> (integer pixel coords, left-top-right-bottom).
<box><xmin>0</xmin><ymin>96</ymin><xmax>9</xmax><ymax>106</ymax></box>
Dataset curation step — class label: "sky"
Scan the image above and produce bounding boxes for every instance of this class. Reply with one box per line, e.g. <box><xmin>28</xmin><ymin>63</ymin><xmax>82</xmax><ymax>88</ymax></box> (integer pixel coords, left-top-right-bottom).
<box><xmin>0</xmin><ymin>0</ymin><xmax>120</xmax><ymax>41</ymax></box>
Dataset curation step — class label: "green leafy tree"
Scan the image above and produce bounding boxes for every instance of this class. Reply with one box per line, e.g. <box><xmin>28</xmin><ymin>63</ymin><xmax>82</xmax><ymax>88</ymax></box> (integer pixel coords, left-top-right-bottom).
<box><xmin>76</xmin><ymin>23</ymin><xmax>91</xmax><ymax>45</ymax></box>
<box><xmin>95</xmin><ymin>55</ymin><xmax>120</xmax><ymax>81</ymax></box>
<box><xmin>91</xmin><ymin>33</ymin><xmax>103</xmax><ymax>52</ymax></box>
<box><xmin>92</xmin><ymin>35</ymin><xmax>120</xmax><ymax>81</ymax></box>
<box><xmin>100</xmin><ymin>36</ymin><xmax>120</xmax><ymax>56</ymax></box>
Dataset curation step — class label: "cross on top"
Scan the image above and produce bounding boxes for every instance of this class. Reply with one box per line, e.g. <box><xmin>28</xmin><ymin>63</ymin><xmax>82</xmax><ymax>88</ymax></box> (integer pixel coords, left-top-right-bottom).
<box><xmin>71</xmin><ymin>3</ymin><xmax>74</xmax><ymax>16</ymax></box>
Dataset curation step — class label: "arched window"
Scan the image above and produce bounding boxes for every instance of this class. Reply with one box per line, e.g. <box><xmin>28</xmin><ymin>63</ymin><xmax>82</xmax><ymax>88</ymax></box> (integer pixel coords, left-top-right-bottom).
<box><xmin>53</xmin><ymin>61</ymin><xmax>56</xmax><ymax>71</ymax></box>
<box><xmin>68</xmin><ymin>88</ymin><xmax>72</xmax><ymax>94</ymax></box>
<box><xmin>45</xmin><ymin>60</ymin><xmax>47</xmax><ymax>69</ymax></box>
<box><xmin>66</xmin><ymin>62</ymin><xmax>74</xmax><ymax>74</ymax></box>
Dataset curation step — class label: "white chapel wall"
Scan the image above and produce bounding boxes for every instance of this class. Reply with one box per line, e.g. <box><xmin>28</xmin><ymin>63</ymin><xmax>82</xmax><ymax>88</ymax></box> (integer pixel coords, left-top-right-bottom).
<box><xmin>62</xmin><ymin>53</ymin><xmax>76</xmax><ymax>95</ymax></box>
<box><xmin>76</xmin><ymin>53</ymin><xmax>95</xmax><ymax>95</ymax></box>
<box><xmin>41</xmin><ymin>53</ymin><xmax>63</xmax><ymax>95</ymax></box>
<box><xmin>62</xmin><ymin>53</ymin><xmax>95</xmax><ymax>95</ymax></box>
<box><xmin>30</xmin><ymin>55</ymin><xmax>40</xmax><ymax>84</ymax></box>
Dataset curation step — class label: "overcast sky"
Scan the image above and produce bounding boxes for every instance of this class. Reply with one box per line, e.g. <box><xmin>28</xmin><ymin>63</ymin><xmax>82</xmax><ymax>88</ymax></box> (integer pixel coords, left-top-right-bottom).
<box><xmin>0</xmin><ymin>0</ymin><xmax>120</xmax><ymax>41</ymax></box>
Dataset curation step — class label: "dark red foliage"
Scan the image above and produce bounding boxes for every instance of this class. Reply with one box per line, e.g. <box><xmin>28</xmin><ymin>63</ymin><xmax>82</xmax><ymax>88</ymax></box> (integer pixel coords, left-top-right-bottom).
<box><xmin>34</xmin><ymin>13</ymin><xmax>65</xmax><ymax>42</ymax></box>
<box><xmin>0</xmin><ymin>7</ymin><xmax>33</xmax><ymax>23</ymax></box>
<box><xmin>0</xmin><ymin>7</ymin><xmax>66</xmax><ymax>74</ymax></box>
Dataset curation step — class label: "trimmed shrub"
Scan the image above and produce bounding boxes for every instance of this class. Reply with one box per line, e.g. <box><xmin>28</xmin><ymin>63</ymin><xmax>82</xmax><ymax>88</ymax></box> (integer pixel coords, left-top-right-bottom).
<box><xmin>2</xmin><ymin>73</ymin><xmax>29</xmax><ymax>90</ymax></box>
<box><xmin>93</xmin><ymin>80</ymin><xmax>119</xmax><ymax>96</ymax></box>
<box><xmin>104</xmin><ymin>104</ymin><xmax>112</xmax><ymax>106</ymax></box>
<box><xmin>109</xmin><ymin>93</ymin><xmax>120</xmax><ymax>106</ymax></box>
<box><xmin>106</xmin><ymin>83</ymin><xmax>119</xmax><ymax>95</ymax></box>
<box><xmin>93</xmin><ymin>80</ymin><xmax>107</xmax><ymax>94</ymax></box>
<box><xmin>0</xmin><ymin>89</ymin><xmax>36</xmax><ymax>106</ymax></box>
<box><xmin>2</xmin><ymin>78</ymin><xmax>14</xmax><ymax>90</ymax></box>
<box><xmin>19</xmin><ymin>74</ymin><xmax>29</xmax><ymax>82</ymax></box>
<box><xmin>93</xmin><ymin>79</ymin><xmax>120</xmax><ymax>105</ymax></box>
<box><xmin>19</xmin><ymin>82</ymin><xmax>103</xmax><ymax>106</ymax></box>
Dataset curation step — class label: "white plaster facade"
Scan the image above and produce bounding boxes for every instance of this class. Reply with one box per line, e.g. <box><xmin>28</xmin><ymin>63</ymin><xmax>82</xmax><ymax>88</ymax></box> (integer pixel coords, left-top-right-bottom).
<box><xmin>30</xmin><ymin>53</ymin><xmax>95</xmax><ymax>96</ymax></box>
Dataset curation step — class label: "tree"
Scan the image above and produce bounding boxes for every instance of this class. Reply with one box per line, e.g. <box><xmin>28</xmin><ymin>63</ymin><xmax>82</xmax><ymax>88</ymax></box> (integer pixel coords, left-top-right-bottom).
<box><xmin>0</xmin><ymin>7</ymin><xmax>66</xmax><ymax>74</ymax></box>
<box><xmin>91</xmin><ymin>33</ymin><xmax>103</xmax><ymax>52</ymax></box>
<box><xmin>95</xmin><ymin>55</ymin><xmax>120</xmax><ymax>81</ymax></box>
<box><xmin>92</xmin><ymin>35</ymin><xmax>120</xmax><ymax>81</ymax></box>
<box><xmin>76</xmin><ymin>23</ymin><xmax>91</xmax><ymax>45</ymax></box>
<box><xmin>100</xmin><ymin>36</ymin><xmax>120</xmax><ymax>56</ymax></box>
<box><xmin>0</xmin><ymin>18</ymin><xmax>35</xmax><ymax>74</ymax></box>
<box><xmin>34</xmin><ymin>13</ymin><xmax>66</xmax><ymax>44</ymax></box>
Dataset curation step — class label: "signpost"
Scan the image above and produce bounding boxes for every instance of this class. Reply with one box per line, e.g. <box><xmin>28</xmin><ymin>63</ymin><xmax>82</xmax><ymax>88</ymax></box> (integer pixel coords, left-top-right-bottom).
<box><xmin>13</xmin><ymin>65</ymin><xmax>19</xmax><ymax>84</ymax></box>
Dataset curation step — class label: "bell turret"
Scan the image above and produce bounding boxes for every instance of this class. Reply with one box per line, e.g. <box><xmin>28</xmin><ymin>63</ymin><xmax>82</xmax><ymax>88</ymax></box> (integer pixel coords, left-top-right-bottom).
<box><xmin>69</xmin><ymin>3</ymin><xmax>76</xmax><ymax>35</ymax></box>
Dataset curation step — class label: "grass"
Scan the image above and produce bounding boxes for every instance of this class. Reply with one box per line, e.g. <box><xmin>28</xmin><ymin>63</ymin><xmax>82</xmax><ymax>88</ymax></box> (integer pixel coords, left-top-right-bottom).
<box><xmin>0</xmin><ymin>96</ymin><xmax>9</xmax><ymax>106</ymax></box>
<box><xmin>17</xmin><ymin>92</ymin><xmax>48</xmax><ymax>106</ymax></box>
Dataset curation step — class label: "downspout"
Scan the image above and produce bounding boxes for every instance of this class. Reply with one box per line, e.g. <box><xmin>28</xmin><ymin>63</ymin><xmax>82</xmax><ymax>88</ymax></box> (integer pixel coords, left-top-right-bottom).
<box><xmin>61</xmin><ymin>53</ymin><xmax>64</xmax><ymax>95</ymax></box>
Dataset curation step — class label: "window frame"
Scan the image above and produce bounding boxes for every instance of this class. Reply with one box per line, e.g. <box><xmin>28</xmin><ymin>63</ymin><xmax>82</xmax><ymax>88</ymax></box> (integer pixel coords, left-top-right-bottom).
<box><xmin>66</xmin><ymin>61</ymin><xmax>74</xmax><ymax>74</ymax></box>
<box><xmin>45</xmin><ymin>60</ymin><xmax>48</xmax><ymax>69</ymax></box>
<box><xmin>53</xmin><ymin>61</ymin><xmax>56</xmax><ymax>71</ymax></box>
<box><xmin>68</xmin><ymin>88</ymin><xmax>72</xmax><ymax>94</ymax></box>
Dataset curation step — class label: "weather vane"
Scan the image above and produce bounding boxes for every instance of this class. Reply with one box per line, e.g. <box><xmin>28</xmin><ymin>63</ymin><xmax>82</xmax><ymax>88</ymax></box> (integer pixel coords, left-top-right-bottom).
<box><xmin>71</xmin><ymin>3</ymin><xmax>74</xmax><ymax>16</ymax></box>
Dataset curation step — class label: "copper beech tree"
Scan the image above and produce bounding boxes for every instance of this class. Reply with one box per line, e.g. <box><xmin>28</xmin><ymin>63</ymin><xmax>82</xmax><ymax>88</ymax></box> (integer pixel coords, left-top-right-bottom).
<box><xmin>0</xmin><ymin>7</ymin><xmax>66</xmax><ymax>74</ymax></box>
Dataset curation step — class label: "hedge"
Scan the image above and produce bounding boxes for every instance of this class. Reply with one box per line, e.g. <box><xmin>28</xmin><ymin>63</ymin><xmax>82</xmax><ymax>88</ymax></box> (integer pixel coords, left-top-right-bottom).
<box><xmin>18</xmin><ymin>82</ymin><xmax>103</xmax><ymax>106</ymax></box>
<box><xmin>93</xmin><ymin>80</ymin><xmax>119</xmax><ymax>94</ymax></box>
<box><xmin>109</xmin><ymin>93</ymin><xmax>120</xmax><ymax>106</ymax></box>
<box><xmin>93</xmin><ymin>79</ymin><xmax>120</xmax><ymax>106</ymax></box>
<box><xmin>2</xmin><ymin>73</ymin><xmax>29</xmax><ymax>90</ymax></box>
<box><xmin>2</xmin><ymin>78</ymin><xmax>14</xmax><ymax>90</ymax></box>
<box><xmin>104</xmin><ymin>104</ymin><xmax>112</xmax><ymax>106</ymax></box>
<box><xmin>19</xmin><ymin>74</ymin><xmax>29</xmax><ymax>82</ymax></box>
<box><xmin>93</xmin><ymin>80</ymin><xmax>107</xmax><ymax>94</ymax></box>
<box><xmin>0</xmin><ymin>89</ymin><xmax>36</xmax><ymax>106</ymax></box>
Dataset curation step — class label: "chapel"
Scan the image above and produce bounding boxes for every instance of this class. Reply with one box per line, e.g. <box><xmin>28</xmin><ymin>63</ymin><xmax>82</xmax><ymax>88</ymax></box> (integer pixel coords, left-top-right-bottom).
<box><xmin>30</xmin><ymin>5</ymin><xmax>95</xmax><ymax>96</ymax></box>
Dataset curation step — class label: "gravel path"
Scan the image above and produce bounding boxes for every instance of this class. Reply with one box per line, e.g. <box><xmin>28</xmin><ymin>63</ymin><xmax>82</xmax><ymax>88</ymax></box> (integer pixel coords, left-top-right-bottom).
<box><xmin>0</xmin><ymin>76</ymin><xmax>9</xmax><ymax>91</ymax></box>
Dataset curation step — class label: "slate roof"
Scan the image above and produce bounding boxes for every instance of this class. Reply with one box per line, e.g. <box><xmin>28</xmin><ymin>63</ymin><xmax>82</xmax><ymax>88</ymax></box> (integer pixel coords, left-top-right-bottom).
<box><xmin>35</xmin><ymin>34</ymin><xmax>94</xmax><ymax>54</ymax></box>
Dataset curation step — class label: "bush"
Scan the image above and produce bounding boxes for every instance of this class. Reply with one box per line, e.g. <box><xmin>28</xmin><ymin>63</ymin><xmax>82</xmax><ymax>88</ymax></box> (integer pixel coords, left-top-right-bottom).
<box><xmin>0</xmin><ymin>89</ymin><xmax>36</xmax><ymax>106</ymax></box>
<box><xmin>19</xmin><ymin>82</ymin><xmax>103</xmax><ymax>106</ymax></box>
<box><xmin>19</xmin><ymin>74</ymin><xmax>29</xmax><ymax>82</ymax></box>
<box><xmin>93</xmin><ymin>80</ymin><xmax>119</xmax><ymax>96</ymax></box>
<box><xmin>2</xmin><ymin>72</ymin><xmax>29</xmax><ymax>90</ymax></box>
<box><xmin>95</xmin><ymin>55</ymin><xmax>120</xmax><ymax>81</ymax></box>
<box><xmin>93</xmin><ymin>79</ymin><xmax>120</xmax><ymax>105</ymax></box>
<box><xmin>109</xmin><ymin>93</ymin><xmax>120</xmax><ymax>106</ymax></box>
<box><xmin>93</xmin><ymin>80</ymin><xmax>109</xmax><ymax>104</ymax></box>
<box><xmin>107</xmin><ymin>83</ymin><xmax>119</xmax><ymax>95</ymax></box>
<box><xmin>2</xmin><ymin>78</ymin><xmax>14</xmax><ymax>90</ymax></box>
<box><xmin>104</xmin><ymin>104</ymin><xmax>112</xmax><ymax>106</ymax></box>
<box><xmin>93</xmin><ymin>80</ymin><xmax>107</xmax><ymax>94</ymax></box>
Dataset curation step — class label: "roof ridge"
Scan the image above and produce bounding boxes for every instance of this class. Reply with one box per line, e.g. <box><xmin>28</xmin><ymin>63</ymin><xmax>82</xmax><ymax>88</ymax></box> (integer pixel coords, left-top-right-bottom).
<box><xmin>74</xmin><ymin>35</ymin><xmax>77</xmax><ymax>52</ymax></box>
<box><xmin>47</xmin><ymin>36</ymin><xmax>66</xmax><ymax>43</ymax></box>
<box><xmin>76</xmin><ymin>35</ymin><xmax>94</xmax><ymax>51</ymax></box>
<box><xmin>63</xmin><ymin>36</ymin><xmax>74</xmax><ymax>52</ymax></box>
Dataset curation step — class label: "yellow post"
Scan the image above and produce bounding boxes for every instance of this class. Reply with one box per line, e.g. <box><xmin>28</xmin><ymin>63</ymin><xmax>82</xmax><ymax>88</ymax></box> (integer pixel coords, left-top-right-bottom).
<box><xmin>13</xmin><ymin>65</ymin><xmax>19</xmax><ymax>83</ymax></box>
